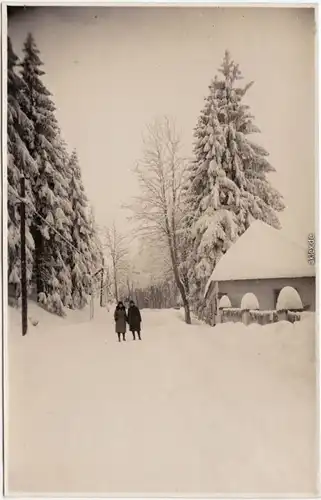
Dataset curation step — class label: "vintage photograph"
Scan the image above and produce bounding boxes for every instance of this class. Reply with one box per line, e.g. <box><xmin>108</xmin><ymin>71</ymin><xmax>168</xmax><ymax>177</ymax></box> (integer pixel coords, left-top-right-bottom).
<box><xmin>5</xmin><ymin>4</ymin><xmax>317</xmax><ymax>496</ymax></box>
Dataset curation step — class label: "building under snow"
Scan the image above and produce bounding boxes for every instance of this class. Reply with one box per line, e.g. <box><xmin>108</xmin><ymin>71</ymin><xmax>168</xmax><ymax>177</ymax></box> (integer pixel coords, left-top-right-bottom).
<box><xmin>205</xmin><ymin>220</ymin><xmax>316</xmax><ymax>313</ymax></box>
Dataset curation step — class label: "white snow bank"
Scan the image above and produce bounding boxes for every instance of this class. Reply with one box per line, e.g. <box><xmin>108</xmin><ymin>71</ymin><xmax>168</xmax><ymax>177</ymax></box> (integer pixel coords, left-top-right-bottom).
<box><xmin>241</xmin><ymin>292</ymin><xmax>259</xmax><ymax>310</ymax></box>
<box><xmin>219</xmin><ymin>295</ymin><xmax>231</xmax><ymax>308</ymax></box>
<box><xmin>276</xmin><ymin>286</ymin><xmax>303</xmax><ymax>311</ymax></box>
<box><xmin>7</xmin><ymin>307</ymin><xmax>316</xmax><ymax>495</ymax></box>
<box><xmin>214</xmin><ymin>312</ymin><xmax>315</xmax><ymax>379</ymax></box>
<box><xmin>7</xmin><ymin>298</ymin><xmax>105</xmax><ymax>338</ymax></box>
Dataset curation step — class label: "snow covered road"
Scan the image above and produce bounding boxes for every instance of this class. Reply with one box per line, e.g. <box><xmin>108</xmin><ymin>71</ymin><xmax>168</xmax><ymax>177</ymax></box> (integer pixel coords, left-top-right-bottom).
<box><xmin>7</xmin><ymin>306</ymin><xmax>317</xmax><ymax>495</ymax></box>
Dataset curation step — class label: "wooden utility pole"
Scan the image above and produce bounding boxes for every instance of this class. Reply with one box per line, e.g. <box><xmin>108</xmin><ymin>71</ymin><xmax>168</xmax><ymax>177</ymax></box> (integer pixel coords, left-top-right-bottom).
<box><xmin>100</xmin><ymin>257</ymin><xmax>104</xmax><ymax>307</ymax></box>
<box><xmin>20</xmin><ymin>176</ymin><xmax>28</xmax><ymax>336</ymax></box>
<box><xmin>90</xmin><ymin>293</ymin><xmax>94</xmax><ymax>320</ymax></box>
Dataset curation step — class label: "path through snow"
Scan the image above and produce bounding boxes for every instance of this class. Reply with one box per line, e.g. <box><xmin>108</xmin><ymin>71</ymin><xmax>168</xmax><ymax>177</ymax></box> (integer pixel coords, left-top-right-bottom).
<box><xmin>7</xmin><ymin>306</ymin><xmax>317</xmax><ymax>495</ymax></box>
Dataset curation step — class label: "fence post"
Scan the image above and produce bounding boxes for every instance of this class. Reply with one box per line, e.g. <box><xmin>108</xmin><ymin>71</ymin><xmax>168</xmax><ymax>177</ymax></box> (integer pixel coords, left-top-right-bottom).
<box><xmin>277</xmin><ymin>310</ymin><xmax>288</xmax><ymax>322</ymax></box>
<box><xmin>242</xmin><ymin>310</ymin><xmax>250</xmax><ymax>325</ymax></box>
<box><xmin>20</xmin><ymin>176</ymin><xmax>28</xmax><ymax>336</ymax></box>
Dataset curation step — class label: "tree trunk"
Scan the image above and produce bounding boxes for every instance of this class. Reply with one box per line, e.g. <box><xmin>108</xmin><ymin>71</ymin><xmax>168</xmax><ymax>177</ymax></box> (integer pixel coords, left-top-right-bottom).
<box><xmin>167</xmin><ymin>237</ymin><xmax>191</xmax><ymax>324</ymax></box>
<box><xmin>32</xmin><ymin>223</ymin><xmax>44</xmax><ymax>298</ymax></box>
<box><xmin>164</xmin><ymin>215</ymin><xmax>191</xmax><ymax>324</ymax></box>
<box><xmin>182</xmin><ymin>271</ymin><xmax>189</xmax><ymax>296</ymax></box>
<box><xmin>20</xmin><ymin>177</ymin><xmax>28</xmax><ymax>336</ymax></box>
<box><xmin>100</xmin><ymin>258</ymin><xmax>104</xmax><ymax>307</ymax></box>
<box><xmin>114</xmin><ymin>269</ymin><xmax>118</xmax><ymax>303</ymax></box>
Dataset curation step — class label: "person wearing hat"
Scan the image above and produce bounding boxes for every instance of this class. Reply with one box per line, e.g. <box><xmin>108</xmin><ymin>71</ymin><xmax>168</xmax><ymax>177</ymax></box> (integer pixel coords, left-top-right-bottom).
<box><xmin>127</xmin><ymin>300</ymin><xmax>142</xmax><ymax>340</ymax></box>
<box><xmin>114</xmin><ymin>301</ymin><xmax>127</xmax><ymax>342</ymax></box>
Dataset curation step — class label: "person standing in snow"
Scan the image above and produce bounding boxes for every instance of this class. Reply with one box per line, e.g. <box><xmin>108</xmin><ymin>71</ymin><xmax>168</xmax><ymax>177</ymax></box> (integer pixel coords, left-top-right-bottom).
<box><xmin>114</xmin><ymin>301</ymin><xmax>127</xmax><ymax>342</ymax></box>
<box><xmin>127</xmin><ymin>300</ymin><xmax>142</xmax><ymax>340</ymax></box>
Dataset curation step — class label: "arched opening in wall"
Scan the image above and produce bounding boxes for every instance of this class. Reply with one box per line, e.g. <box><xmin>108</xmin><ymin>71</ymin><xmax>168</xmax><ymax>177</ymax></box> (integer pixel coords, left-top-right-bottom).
<box><xmin>218</xmin><ymin>294</ymin><xmax>231</xmax><ymax>309</ymax></box>
<box><xmin>273</xmin><ymin>287</ymin><xmax>299</xmax><ymax>309</ymax></box>
<box><xmin>216</xmin><ymin>292</ymin><xmax>230</xmax><ymax>311</ymax></box>
<box><xmin>217</xmin><ymin>291</ymin><xmax>229</xmax><ymax>305</ymax></box>
<box><xmin>240</xmin><ymin>292</ymin><xmax>259</xmax><ymax>311</ymax></box>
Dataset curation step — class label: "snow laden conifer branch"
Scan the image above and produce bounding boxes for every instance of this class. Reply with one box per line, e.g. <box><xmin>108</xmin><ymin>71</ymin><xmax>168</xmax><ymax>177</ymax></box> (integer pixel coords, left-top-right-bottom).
<box><xmin>128</xmin><ymin>117</ymin><xmax>191</xmax><ymax>324</ymax></box>
<box><xmin>183</xmin><ymin>50</ymin><xmax>285</xmax><ymax>316</ymax></box>
<box><xmin>67</xmin><ymin>151</ymin><xmax>102</xmax><ymax>309</ymax></box>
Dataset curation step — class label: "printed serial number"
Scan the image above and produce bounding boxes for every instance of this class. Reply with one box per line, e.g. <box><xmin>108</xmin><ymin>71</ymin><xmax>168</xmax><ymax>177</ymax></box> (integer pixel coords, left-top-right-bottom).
<box><xmin>307</xmin><ymin>233</ymin><xmax>315</xmax><ymax>265</ymax></box>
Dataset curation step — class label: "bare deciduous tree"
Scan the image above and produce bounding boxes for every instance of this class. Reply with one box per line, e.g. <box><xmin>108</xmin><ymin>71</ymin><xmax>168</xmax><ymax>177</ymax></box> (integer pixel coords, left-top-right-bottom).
<box><xmin>129</xmin><ymin>116</ymin><xmax>191</xmax><ymax>324</ymax></box>
<box><xmin>102</xmin><ymin>223</ymin><xmax>129</xmax><ymax>303</ymax></box>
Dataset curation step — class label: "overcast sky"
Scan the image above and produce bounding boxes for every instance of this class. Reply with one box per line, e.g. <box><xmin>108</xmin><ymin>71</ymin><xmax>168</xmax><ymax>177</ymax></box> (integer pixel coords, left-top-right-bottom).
<box><xmin>8</xmin><ymin>6</ymin><xmax>315</xmax><ymax>249</ymax></box>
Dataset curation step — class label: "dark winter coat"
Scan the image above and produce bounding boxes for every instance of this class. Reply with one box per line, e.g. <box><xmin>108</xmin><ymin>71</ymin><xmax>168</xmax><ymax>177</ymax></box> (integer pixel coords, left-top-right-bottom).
<box><xmin>127</xmin><ymin>305</ymin><xmax>142</xmax><ymax>331</ymax></box>
<box><xmin>114</xmin><ymin>306</ymin><xmax>127</xmax><ymax>334</ymax></box>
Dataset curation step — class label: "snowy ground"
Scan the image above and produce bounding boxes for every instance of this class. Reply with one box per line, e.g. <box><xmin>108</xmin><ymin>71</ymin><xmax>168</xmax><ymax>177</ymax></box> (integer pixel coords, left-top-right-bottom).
<box><xmin>6</xmin><ymin>302</ymin><xmax>317</xmax><ymax>496</ymax></box>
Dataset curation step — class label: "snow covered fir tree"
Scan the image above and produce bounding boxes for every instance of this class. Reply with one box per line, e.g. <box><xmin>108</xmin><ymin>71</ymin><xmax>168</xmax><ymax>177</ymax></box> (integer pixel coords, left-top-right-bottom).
<box><xmin>183</xmin><ymin>51</ymin><xmax>285</xmax><ymax>317</ymax></box>
<box><xmin>67</xmin><ymin>150</ymin><xmax>103</xmax><ymax>309</ymax></box>
<box><xmin>7</xmin><ymin>37</ymin><xmax>37</xmax><ymax>299</ymax></box>
<box><xmin>7</xmin><ymin>34</ymin><xmax>102</xmax><ymax>315</ymax></box>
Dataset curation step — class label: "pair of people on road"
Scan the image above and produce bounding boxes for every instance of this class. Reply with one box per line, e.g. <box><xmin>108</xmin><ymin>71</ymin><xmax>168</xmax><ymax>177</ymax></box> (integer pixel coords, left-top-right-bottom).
<box><xmin>114</xmin><ymin>300</ymin><xmax>142</xmax><ymax>342</ymax></box>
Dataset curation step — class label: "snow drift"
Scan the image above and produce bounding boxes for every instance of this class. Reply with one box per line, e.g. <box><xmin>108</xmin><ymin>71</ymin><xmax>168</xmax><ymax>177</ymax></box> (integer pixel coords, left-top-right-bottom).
<box><xmin>6</xmin><ymin>305</ymin><xmax>317</xmax><ymax>496</ymax></box>
<box><xmin>212</xmin><ymin>311</ymin><xmax>315</xmax><ymax>380</ymax></box>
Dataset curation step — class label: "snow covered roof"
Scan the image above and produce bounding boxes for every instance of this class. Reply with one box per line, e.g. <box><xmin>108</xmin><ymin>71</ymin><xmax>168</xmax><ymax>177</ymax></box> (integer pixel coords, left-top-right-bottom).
<box><xmin>205</xmin><ymin>220</ymin><xmax>315</xmax><ymax>294</ymax></box>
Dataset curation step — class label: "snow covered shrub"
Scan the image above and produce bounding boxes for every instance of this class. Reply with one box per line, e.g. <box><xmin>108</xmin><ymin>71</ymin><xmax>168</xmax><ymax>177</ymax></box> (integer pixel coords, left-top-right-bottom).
<box><xmin>219</xmin><ymin>295</ymin><xmax>231</xmax><ymax>309</ymax></box>
<box><xmin>38</xmin><ymin>292</ymin><xmax>47</xmax><ymax>305</ymax></box>
<box><xmin>276</xmin><ymin>286</ymin><xmax>303</xmax><ymax>312</ymax></box>
<box><xmin>241</xmin><ymin>292</ymin><xmax>259</xmax><ymax>311</ymax></box>
<box><xmin>46</xmin><ymin>292</ymin><xmax>65</xmax><ymax>317</ymax></box>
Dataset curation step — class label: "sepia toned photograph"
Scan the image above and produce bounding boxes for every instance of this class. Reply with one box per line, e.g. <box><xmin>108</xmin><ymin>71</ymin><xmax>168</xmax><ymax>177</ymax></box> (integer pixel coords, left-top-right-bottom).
<box><xmin>4</xmin><ymin>3</ymin><xmax>318</xmax><ymax>497</ymax></box>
